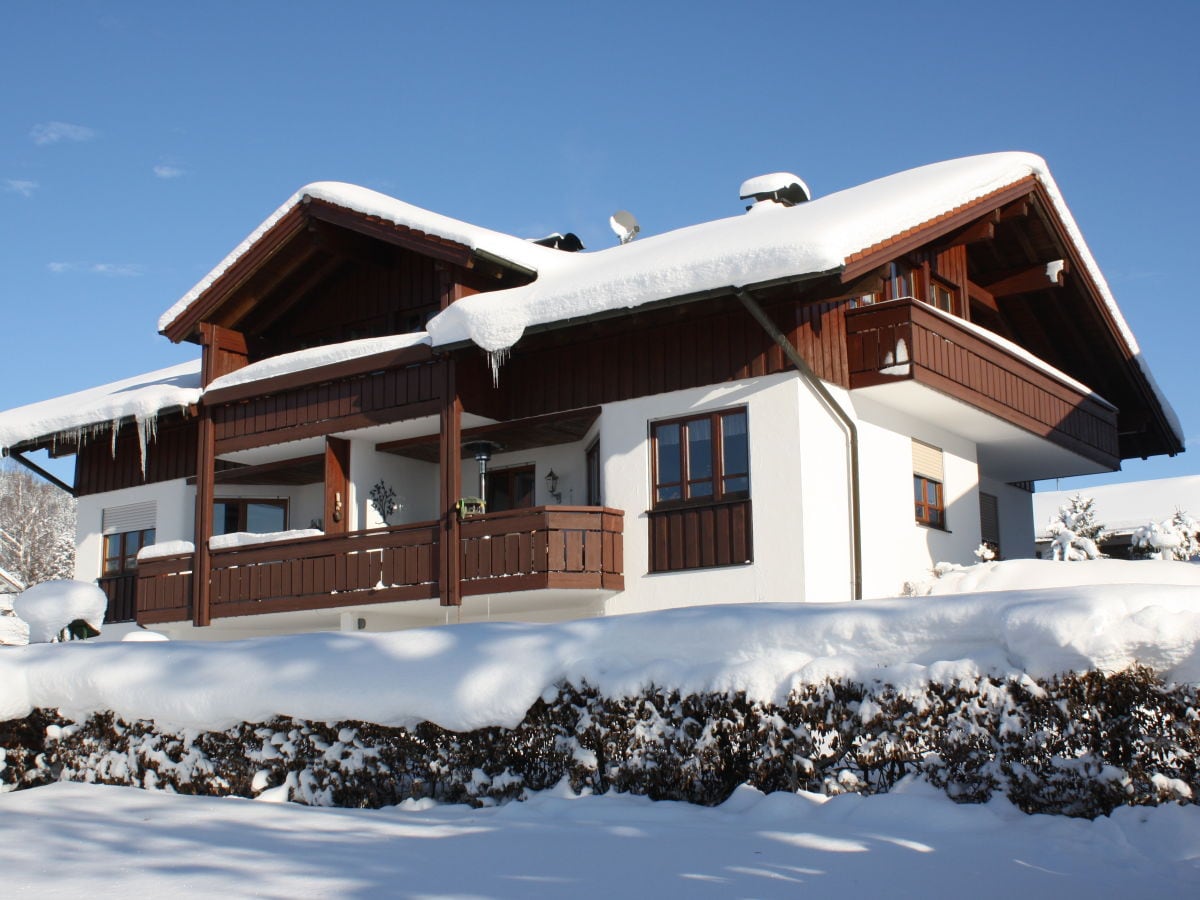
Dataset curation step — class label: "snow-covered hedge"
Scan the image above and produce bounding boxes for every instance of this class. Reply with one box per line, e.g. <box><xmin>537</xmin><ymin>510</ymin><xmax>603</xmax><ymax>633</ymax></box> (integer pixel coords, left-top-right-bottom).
<box><xmin>2</xmin><ymin>561</ymin><xmax>1199</xmax><ymax>817</ymax></box>
<box><xmin>3</xmin><ymin>667</ymin><xmax>1197</xmax><ymax>819</ymax></box>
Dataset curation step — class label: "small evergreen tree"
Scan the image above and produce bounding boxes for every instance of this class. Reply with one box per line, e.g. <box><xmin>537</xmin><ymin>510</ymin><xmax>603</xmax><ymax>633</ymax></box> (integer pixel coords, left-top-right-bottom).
<box><xmin>1046</xmin><ymin>494</ymin><xmax>1106</xmax><ymax>561</ymax></box>
<box><xmin>1132</xmin><ymin>509</ymin><xmax>1199</xmax><ymax>561</ymax></box>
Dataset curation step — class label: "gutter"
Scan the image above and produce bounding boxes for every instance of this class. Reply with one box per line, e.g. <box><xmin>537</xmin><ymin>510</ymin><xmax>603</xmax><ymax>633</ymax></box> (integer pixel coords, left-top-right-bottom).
<box><xmin>733</xmin><ymin>287</ymin><xmax>863</xmax><ymax>601</ymax></box>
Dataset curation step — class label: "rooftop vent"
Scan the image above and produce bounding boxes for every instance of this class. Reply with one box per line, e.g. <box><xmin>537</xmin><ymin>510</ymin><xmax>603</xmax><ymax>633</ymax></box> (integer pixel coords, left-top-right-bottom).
<box><xmin>739</xmin><ymin>172</ymin><xmax>811</xmax><ymax>211</ymax></box>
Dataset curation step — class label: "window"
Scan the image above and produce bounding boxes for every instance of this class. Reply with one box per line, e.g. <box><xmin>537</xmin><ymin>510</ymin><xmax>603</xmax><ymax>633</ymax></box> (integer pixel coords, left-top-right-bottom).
<box><xmin>101</xmin><ymin>500</ymin><xmax>157</xmax><ymax>576</ymax></box>
<box><xmin>213</xmin><ymin>498</ymin><xmax>288</xmax><ymax>536</ymax></box>
<box><xmin>928</xmin><ymin>277</ymin><xmax>957</xmax><ymax>314</ymax></box>
<box><xmin>979</xmin><ymin>492</ymin><xmax>1000</xmax><ymax>557</ymax></box>
<box><xmin>586</xmin><ymin>440</ymin><xmax>601</xmax><ymax>506</ymax></box>
<box><xmin>884</xmin><ymin>261</ymin><xmax>921</xmax><ymax>301</ymax></box>
<box><xmin>912</xmin><ymin>439</ymin><xmax>946</xmax><ymax>528</ymax></box>
<box><xmin>102</xmin><ymin>528</ymin><xmax>156</xmax><ymax>576</ymax></box>
<box><xmin>486</xmin><ymin>465</ymin><xmax>535</xmax><ymax>512</ymax></box>
<box><xmin>652</xmin><ymin>408</ymin><xmax>749</xmax><ymax>507</ymax></box>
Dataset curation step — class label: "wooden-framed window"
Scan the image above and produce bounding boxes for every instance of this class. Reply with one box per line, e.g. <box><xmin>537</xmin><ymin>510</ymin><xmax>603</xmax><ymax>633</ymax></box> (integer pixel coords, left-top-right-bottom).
<box><xmin>102</xmin><ymin>528</ymin><xmax>156</xmax><ymax>576</ymax></box>
<box><xmin>213</xmin><ymin>498</ymin><xmax>288</xmax><ymax>536</ymax></box>
<box><xmin>486</xmin><ymin>465</ymin><xmax>535</xmax><ymax>512</ymax></box>
<box><xmin>912</xmin><ymin>439</ymin><xmax>946</xmax><ymax>528</ymax></box>
<box><xmin>928</xmin><ymin>276</ymin><xmax>957</xmax><ymax>315</ymax></box>
<box><xmin>884</xmin><ymin>261</ymin><xmax>922</xmax><ymax>301</ymax></box>
<box><xmin>652</xmin><ymin>408</ymin><xmax>749</xmax><ymax>508</ymax></box>
<box><xmin>586</xmin><ymin>439</ymin><xmax>601</xmax><ymax>506</ymax></box>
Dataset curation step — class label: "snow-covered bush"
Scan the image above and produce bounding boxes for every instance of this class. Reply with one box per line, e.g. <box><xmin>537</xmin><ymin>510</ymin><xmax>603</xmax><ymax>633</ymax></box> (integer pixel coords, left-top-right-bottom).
<box><xmin>1047</xmin><ymin>494</ymin><xmax>1106</xmax><ymax>560</ymax></box>
<box><xmin>1132</xmin><ymin>510</ymin><xmax>1200</xmax><ymax>561</ymax></box>
<box><xmin>12</xmin><ymin>580</ymin><xmax>105</xmax><ymax>643</ymax></box>
<box><xmin>5</xmin><ymin>668</ymin><xmax>1197</xmax><ymax>818</ymax></box>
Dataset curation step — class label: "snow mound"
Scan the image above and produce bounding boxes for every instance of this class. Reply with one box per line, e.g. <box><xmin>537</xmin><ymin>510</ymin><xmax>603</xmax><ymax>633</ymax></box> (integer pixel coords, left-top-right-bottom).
<box><xmin>138</xmin><ymin>540</ymin><xmax>195</xmax><ymax>561</ymax></box>
<box><xmin>12</xmin><ymin>580</ymin><xmax>106</xmax><ymax>643</ymax></box>
<box><xmin>1</xmin><ymin>561</ymin><xmax>1198</xmax><ymax>730</ymax></box>
<box><xmin>919</xmin><ymin>557</ymin><xmax>1200</xmax><ymax>595</ymax></box>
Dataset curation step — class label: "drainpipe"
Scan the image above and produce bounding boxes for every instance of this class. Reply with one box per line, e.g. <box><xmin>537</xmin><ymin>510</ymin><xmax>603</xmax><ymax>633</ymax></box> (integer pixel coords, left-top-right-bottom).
<box><xmin>732</xmin><ymin>288</ymin><xmax>862</xmax><ymax>601</ymax></box>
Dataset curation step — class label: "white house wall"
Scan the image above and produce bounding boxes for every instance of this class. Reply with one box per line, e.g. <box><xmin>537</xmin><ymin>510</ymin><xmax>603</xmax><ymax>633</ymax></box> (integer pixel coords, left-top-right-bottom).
<box><xmin>851</xmin><ymin>394</ymin><xmax>985</xmax><ymax>598</ymax></box>
<box><xmin>75</xmin><ymin>479</ymin><xmax>194</xmax><ymax>583</ymax></box>
<box><xmin>978</xmin><ymin>474</ymin><xmax>1034</xmax><ymax>562</ymax></box>
<box><xmin>348</xmin><ymin>438</ymin><xmax>438</xmax><ymax>530</ymax></box>
<box><xmin>597</xmin><ymin>373</ymin><xmax>821</xmax><ymax>614</ymax></box>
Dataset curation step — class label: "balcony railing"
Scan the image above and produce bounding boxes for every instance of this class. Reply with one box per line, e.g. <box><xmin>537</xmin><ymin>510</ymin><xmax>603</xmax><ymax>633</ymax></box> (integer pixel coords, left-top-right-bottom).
<box><xmin>136</xmin><ymin>506</ymin><xmax>624</xmax><ymax>625</ymax></box>
<box><xmin>845</xmin><ymin>298</ymin><xmax>1119</xmax><ymax>468</ymax></box>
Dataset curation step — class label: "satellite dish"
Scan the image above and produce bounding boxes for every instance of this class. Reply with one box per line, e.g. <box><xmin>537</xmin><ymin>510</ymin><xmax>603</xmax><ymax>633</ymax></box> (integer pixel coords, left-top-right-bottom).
<box><xmin>609</xmin><ymin>210</ymin><xmax>640</xmax><ymax>245</ymax></box>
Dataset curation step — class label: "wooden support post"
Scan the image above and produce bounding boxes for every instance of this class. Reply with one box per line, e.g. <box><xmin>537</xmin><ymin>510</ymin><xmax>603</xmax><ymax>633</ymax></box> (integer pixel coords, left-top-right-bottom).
<box><xmin>192</xmin><ymin>408</ymin><xmax>215</xmax><ymax>627</ymax></box>
<box><xmin>324</xmin><ymin>437</ymin><xmax>351</xmax><ymax>533</ymax></box>
<box><xmin>200</xmin><ymin>323</ymin><xmax>249</xmax><ymax>388</ymax></box>
<box><xmin>438</xmin><ymin>356</ymin><xmax>462</xmax><ymax>607</ymax></box>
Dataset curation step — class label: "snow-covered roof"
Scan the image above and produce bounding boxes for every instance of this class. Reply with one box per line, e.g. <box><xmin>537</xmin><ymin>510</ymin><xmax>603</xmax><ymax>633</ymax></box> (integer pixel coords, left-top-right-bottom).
<box><xmin>205</xmin><ymin>333</ymin><xmax>431</xmax><ymax>395</ymax></box>
<box><xmin>1034</xmin><ymin>475</ymin><xmax>1200</xmax><ymax>537</ymax></box>
<box><xmin>0</xmin><ymin>360</ymin><xmax>201</xmax><ymax>455</ymax></box>
<box><xmin>158</xmin><ymin>183</ymin><xmax>574</xmax><ymax>335</ymax></box>
<box><xmin>423</xmin><ymin>151</ymin><xmax>1181</xmax><ymax>446</ymax></box>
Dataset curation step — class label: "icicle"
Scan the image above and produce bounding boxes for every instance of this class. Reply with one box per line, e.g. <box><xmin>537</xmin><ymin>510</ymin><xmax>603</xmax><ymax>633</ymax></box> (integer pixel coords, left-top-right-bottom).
<box><xmin>487</xmin><ymin>347</ymin><xmax>510</xmax><ymax>388</ymax></box>
<box><xmin>110</xmin><ymin>419</ymin><xmax>121</xmax><ymax>457</ymax></box>
<box><xmin>136</xmin><ymin>413</ymin><xmax>159</xmax><ymax>476</ymax></box>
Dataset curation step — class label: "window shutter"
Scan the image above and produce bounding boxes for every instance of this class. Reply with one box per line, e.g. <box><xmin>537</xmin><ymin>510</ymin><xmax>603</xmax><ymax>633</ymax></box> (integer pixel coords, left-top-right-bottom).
<box><xmin>102</xmin><ymin>500</ymin><xmax>156</xmax><ymax>535</ymax></box>
<box><xmin>911</xmin><ymin>440</ymin><xmax>944</xmax><ymax>482</ymax></box>
<box><xmin>979</xmin><ymin>492</ymin><xmax>1000</xmax><ymax>547</ymax></box>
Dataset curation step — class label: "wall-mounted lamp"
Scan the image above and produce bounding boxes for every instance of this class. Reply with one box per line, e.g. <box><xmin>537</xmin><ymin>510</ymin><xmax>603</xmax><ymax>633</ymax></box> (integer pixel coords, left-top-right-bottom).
<box><xmin>545</xmin><ymin>469</ymin><xmax>562</xmax><ymax>504</ymax></box>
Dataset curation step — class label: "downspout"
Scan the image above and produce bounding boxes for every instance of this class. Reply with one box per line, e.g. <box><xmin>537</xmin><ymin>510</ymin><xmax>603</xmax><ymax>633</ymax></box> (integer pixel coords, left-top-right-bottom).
<box><xmin>732</xmin><ymin>287</ymin><xmax>862</xmax><ymax>601</ymax></box>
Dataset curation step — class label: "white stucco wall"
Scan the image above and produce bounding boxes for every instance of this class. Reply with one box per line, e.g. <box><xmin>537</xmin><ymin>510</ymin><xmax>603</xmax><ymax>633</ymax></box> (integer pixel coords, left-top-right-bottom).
<box><xmin>347</xmin><ymin>438</ymin><xmax>439</xmax><ymax>529</ymax></box>
<box><xmin>75</xmin><ymin>479</ymin><xmax>194</xmax><ymax>583</ymax></box>
<box><xmin>979</xmin><ymin>474</ymin><xmax>1035</xmax><ymax>561</ymax></box>
<box><xmin>851</xmin><ymin>395</ymin><xmax>985</xmax><ymax>597</ymax></box>
<box><xmin>595</xmin><ymin>372</ymin><xmax>854</xmax><ymax>614</ymax></box>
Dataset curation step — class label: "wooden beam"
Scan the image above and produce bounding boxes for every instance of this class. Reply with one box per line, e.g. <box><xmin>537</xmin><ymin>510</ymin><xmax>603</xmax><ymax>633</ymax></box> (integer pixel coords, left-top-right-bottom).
<box><xmin>7</xmin><ymin>450</ymin><xmax>75</xmax><ymax>496</ymax></box>
<box><xmin>438</xmin><ymin>358</ymin><xmax>462</xmax><ymax>607</ymax></box>
<box><xmin>324</xmin><ymin>437</ymin><xmax>351</xmax><ymax>534</ymax></box>
<box><xmin>200</xmin><ymin>323</ymin><xmax>250</xmax><ymax>388</ymax></box>
<box><xmin>192</xmin><ymin>409</ymin><xmax>216</xmax><ymax>628</ymax></box>
<box><xmin>983</xmin><ymin>260</ymin><xmax>1068</xmax><ymax>298</ymax></box>
<box><xmin>998</xmin><ymin>199</ymin><xmax>1031</xmax><ymax>221</ymax></box>
<box><xmin>305</xmin><ymin>198</ymin><xmax>475</xmax><ymax>269</ymax></box>
<box><xmin>241</xmin><ymin>254</ymin><xmax>345</xmax><ymax>336</ymax></box>
<box><xmin>966</xmin><ymin>279</ymin><xmax>999</xmax><ymax>314</ymax></box>
<box><xmin>935</xmin><ymin>212</ymin><xmax>998</xmax><ymax>250</ymax></box>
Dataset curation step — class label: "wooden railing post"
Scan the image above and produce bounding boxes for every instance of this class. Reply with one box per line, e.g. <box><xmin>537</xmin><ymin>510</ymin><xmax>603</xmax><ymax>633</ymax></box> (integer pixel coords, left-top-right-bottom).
<box><xmin>438</xmin><ymin>356</ymin><xmax>462</xmax><ymax>607</ymax></box>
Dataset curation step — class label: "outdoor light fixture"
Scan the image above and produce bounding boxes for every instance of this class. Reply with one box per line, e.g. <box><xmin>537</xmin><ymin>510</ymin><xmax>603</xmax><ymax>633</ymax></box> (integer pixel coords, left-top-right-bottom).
<box><xmin>545</xmin><ymin>469</ymin><xmax>562</xmax><ymax>504</ymax></box>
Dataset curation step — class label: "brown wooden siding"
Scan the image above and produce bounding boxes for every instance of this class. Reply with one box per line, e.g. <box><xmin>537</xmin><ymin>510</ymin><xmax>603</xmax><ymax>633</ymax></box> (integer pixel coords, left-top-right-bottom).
<box><xmin>211</xmin><ymin>359</ymin><xmax>441</xmax><ymax>453</ymax></box>
<box><xmin>75</xmin><ymin>416</ymin><xmax>197</xmax><ymax>497</ymax></box>
<box><xmin>460</xmin><ymin>506</ymin><xmax>624</xmax><ymax>594</ymax></box>
<box><xmin>472</xmin><ymin>294</ymin><xmax>849</xmax><ymax>421</ymax></box>
<box><xmin>262</xmin><ymin>247</ymin><xmax>445</xmax><ymax>353</ymax></box>
<box><xmin>845</xmin><ymin>299</ymin><xmax>1119</xmax><ymax>467</ymax></box>
<box><xmin>136</xmin><ymin>553</ymin><xmax>194</xmax><ymax>624</ymax></box>
<box><xmin>97</xmin><ymin>573</ymin><xmax>138</xmax><ymax>623</ymax></box>
<box><xmin>648</xmin><ymin>499</ymin><xmax>753</xmax><ymax>573</ymax></box>
<box><xmin>136</xmin><ymin>507</ymin><xmax>624</xmax><ymax>624</ymax></box>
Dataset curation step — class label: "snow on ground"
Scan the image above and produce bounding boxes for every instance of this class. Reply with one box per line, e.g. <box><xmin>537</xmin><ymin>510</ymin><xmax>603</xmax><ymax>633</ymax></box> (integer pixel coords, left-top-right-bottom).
<box><xmin>0</xmin><ymin>780</ymin><xmax>1196</xmax><ymax>899</ymax></box>
<box><xmin>1</xmin><ymin>559</ymin><xmax>1199</xmax><ymax>731</ymax></box>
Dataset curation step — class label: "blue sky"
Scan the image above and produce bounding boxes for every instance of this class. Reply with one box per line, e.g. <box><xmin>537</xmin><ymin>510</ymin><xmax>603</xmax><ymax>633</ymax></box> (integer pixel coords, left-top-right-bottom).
<box><xmin>2</xmin><ymin>1</ymin><xmax>1197</xmax><ymax>488</ymax></box>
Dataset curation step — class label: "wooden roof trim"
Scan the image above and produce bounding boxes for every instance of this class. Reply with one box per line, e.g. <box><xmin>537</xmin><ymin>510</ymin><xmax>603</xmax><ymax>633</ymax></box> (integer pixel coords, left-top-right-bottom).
<box><xmin>1025</xmin><ymin>182</ymin><xmax>1183</xmax><ymax>455</ymax></box>
<box><xmin>841</xmin><ymin>177</ymin><xmax>1039</xmax><ymax>282</ymax></box>
<box><xmin>304</xmin><ymin>198</ymin><xmax>476</xmax><ymax>269</ymax></box>
<box><xmin>162</xmin><ymin>205</ymin><xmax>310</xmax><ymax>343</ymax></box>
<box><xmin>202</xmin><ymin>342</ymin><xmax>436</xmax><ymax>407</ymax></box>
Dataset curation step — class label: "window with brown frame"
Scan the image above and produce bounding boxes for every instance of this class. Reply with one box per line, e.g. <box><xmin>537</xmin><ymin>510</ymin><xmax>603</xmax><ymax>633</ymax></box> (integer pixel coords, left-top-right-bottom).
<box><xmin>652</xmin><ymin>408</ymin><xmax>749</xmax><ymax>507</ymax></box>
<box><xmin>486</xmin><ymin>465</ymin><xmax>536</xmax><ymax>512</ymax></box>
<box><xmin>914</xmin><ymin>476</ymin><xmax>945</xmax><ymax>528</ymax></box>
<box><xmin>585</xmin><ymin>439</ymin><xmax>601</xmax><ymax>507</ymax></box>
<box><xmin>213</xmin><ymin>498</ymin><xmax>288</xmax><ymax>536</ymax></box>
<box><xmin>912</xmin><ymin>440</ymin><xmax>946</xmax><ymax>529</ymax></box>
<box><xmin>649</xmin><ymin>407</ymin><xmax>752</xmax><ymax>573</ymax></box>
<box><xmin>102</xmin><ymin>528</ymin><xmax>156</xmax><ymax>576</ymax></box>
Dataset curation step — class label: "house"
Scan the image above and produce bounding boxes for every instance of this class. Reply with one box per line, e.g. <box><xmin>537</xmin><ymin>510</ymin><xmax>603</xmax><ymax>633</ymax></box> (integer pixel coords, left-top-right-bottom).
<box><xmin>0</xmin><ymin>153</ymin><xmax>1183</xmax><ymax>640</ymax></box>
<box><xmin>1033</xmin><ymin>475</ymin><xmax>1200</xmax><ymax>559</ymax></box>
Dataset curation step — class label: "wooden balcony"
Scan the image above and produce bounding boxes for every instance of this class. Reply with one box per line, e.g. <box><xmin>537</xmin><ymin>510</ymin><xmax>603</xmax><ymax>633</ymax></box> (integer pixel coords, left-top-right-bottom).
<box><xmin>136</xmin><ymin>506</ymin><xmax>624</xmax><ymax>625</ymax></box>
<box><xmin>845</xmin><ymin>299</ymin><xmax>1119</xmax><ymax>470</ymax></box>
<box><xmin>97</xmin><ymin>573</ymin><xmax>138</xmax><ymax>624</ymax></box>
